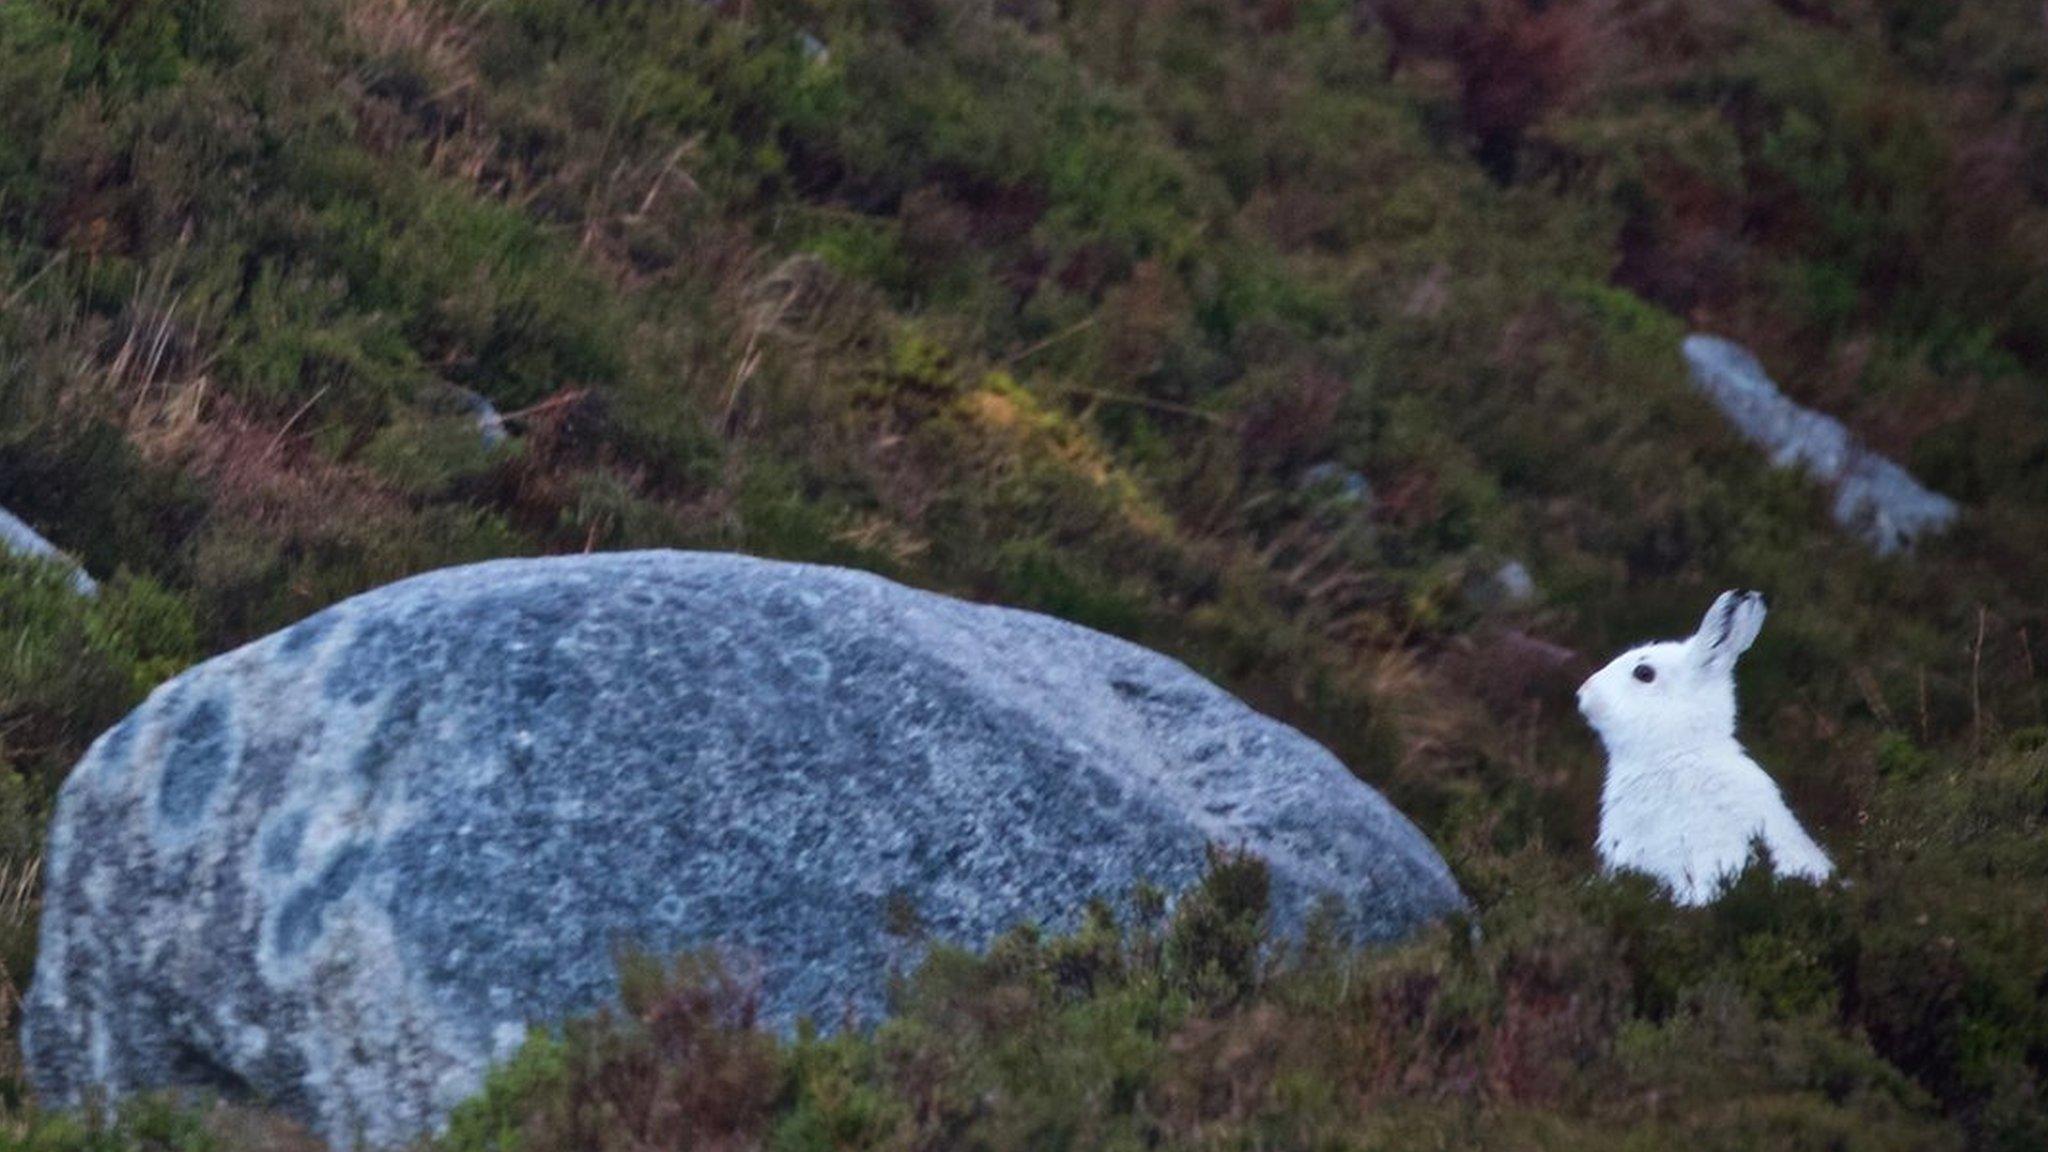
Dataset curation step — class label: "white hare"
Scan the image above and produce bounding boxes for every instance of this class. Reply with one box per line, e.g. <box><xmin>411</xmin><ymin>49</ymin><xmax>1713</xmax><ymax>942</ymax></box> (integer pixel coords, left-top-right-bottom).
<box><xmin>1577</xmin><ymin>591</ymin><xmax>1833</xmax><ymax>905</ymax></box>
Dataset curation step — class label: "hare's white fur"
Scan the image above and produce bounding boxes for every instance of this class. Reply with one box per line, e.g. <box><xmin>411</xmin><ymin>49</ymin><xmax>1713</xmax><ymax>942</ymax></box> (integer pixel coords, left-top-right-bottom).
<box><xmin>1577</xmin><ymin>591</ymin><xmax>1832</xmax><ymax>905</ymax></box>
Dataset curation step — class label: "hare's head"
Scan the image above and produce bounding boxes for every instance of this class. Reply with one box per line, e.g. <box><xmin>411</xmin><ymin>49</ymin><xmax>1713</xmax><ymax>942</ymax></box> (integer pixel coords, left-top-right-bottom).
<box><xmin>1577</xmin><ymin>591</ymin><xmax>1767</xmax><ymax>759</ymax></box>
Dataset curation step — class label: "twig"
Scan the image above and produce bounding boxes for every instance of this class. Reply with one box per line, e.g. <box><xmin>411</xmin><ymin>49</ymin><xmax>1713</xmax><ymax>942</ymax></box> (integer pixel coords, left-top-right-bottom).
<box><xmin>720</xmin><ymin>266</ymin><xmax>804</xmax><ymax>437</ymax></box>
<box><xmin>1</xmin><ymin>249</ymin><xmax>67</xmax><ymax>310</ymax></box>
<box><xmin>428</xmin><ymin>77</ymin><xmax>476</xmax><ymax>105</ymax></box>
<box><xmin>1040</xmin><ymin>382</ymin><xmax>1230</xmax><ymax>424</ymax></box>
<box><xmin>139</xmin><ymin>289</ymin><xmax>184</xmax><ymax>395</ymax></box>
<box><xmin>263</xmin><ymin>386</ymin><xmax>331</xmax><ymax>462</ymax></box>
<box><xmin>1001</xmin><ymin>316</ymin><xmax>1098</xmax><ymax>368</ymax></box>
<box><xmin>497</xmin><ymin>389</ymin><xmax>590</xmax><ymax>423</ymax></box>
<box><xmin>630</xmin><ymin>140</ymin><xmax>699</xmax><ymax>219</ymax></box>
<box><xmin>721</xmin><ymin>327</ymin><xmax>766</xmax><ymax>438</ymax></box>
<box><xmin>0</xmin><ymin>856</ymin><xmax>39</xmax><ymax>918</ymax></box>
<box><xmin>578</xmin><ymin>111</ymin><xmax>625</xmax><ymax>252</ymax></box>
<box><xmin>1285</xmin><ymin>530</ymin><xmax>1345</xmax><ymax>587</ymax></box>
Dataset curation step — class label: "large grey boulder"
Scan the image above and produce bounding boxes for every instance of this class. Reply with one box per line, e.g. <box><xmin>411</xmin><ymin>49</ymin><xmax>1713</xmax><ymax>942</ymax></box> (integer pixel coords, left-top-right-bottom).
<box><xmin>25</xmin><ymin>551</ymin><xmax>1463</xmax><ymax>1147</ymax></box>
<box><xmin>1682</xmin><ymin>335</ymin><xmax>1958</xmax><ymax>555</ymax></box>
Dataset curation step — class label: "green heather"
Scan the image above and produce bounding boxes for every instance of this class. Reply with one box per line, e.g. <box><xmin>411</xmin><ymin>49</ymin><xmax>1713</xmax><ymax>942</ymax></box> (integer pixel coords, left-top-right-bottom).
<box><xmin>3</xmin><ymin>0</ymin><xmax>2048</xmax><ymax>1147</ymax></box>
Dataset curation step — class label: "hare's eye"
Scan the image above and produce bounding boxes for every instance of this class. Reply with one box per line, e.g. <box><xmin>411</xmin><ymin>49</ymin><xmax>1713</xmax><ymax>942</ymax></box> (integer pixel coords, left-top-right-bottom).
<box><xmin>1632</xmin><ymin>664</ymin><xmax>1656</xmax><ymax>684</ymax></box>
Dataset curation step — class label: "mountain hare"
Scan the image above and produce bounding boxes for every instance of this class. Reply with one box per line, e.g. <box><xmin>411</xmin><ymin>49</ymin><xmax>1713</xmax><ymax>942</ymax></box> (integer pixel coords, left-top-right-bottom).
<box><xmin>1577</xmin><ymin>591</ymin><xmax>1833</xmax><ymax>904</ymax></box>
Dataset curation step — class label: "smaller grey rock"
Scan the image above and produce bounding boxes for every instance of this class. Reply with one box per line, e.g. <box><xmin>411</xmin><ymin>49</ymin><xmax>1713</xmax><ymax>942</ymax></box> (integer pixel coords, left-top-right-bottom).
<box><xmin>1462</xmin><ymin>559</ymin><xmax>1536</xmax><ymax>611</ymax></box>
<box><xmin>0</xmin><ymin>506</ymin><xmax>97</xmax><ymax>597</ymax></box>
<box><xmin>1682</xmin><ymin>335</ymin><xmax>1958</xmax><ymax>555</ymax></box>
<box><xmin>1492</xmin><ymin>560</ymin><xmax>1536</xmax><ymax>605</ymax></box>
<box><xmin>1300</xmin><ymin>462</ymin><xmax>1373</xmax><ymax>507</ymax></box>
<box><xmin>452</xmin><ymin>389</ymin><xmax>509</xmax><ymax>448</ymax></box>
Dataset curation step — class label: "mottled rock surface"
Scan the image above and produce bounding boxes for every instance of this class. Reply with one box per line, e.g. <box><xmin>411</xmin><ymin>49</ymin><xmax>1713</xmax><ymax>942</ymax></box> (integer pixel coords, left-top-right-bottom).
<box><xmin>1682</xmin><ymin>335</ymin><xmax>1958</xmax><ymax>555</ymax></box>
<box><xmin>26</xmin><ymin>551</ymin><xmax>1463</xmax><ymax>1147</ymax></box>
<box><xmin>0</xmin><ymin>505</ymin><xmax>96</xmax><ymax>596</ymax></box>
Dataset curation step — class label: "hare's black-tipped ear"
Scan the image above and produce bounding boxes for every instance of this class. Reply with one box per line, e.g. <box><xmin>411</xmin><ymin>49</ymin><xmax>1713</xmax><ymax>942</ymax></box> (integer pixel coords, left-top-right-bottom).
<box><xmin>1690</xmin><ymin>590</ymin><xmax>1767</xmax><ymax>672</ymax></box>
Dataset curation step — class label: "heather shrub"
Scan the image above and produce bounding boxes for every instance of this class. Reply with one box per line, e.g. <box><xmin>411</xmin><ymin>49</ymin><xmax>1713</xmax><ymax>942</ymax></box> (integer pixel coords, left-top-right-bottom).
<box><xmin>440</xmin><ymin>954</ymin><xmax>780</xmax><ymax>1152</ymax></box>
<box><xmin>418</xmin><ymin>825</ymin><xmax>2040</xmax><ymax>1152</ymax></box>
<box><xmin>2</xmin><ymin>0</ymin><xmax>2047</xmax><ymax>1144</ymax></box>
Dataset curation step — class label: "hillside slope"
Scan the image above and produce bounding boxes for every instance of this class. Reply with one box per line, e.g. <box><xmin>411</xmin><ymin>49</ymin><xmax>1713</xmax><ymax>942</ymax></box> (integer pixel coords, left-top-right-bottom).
<box><xmin>3</xmin><ymin>0</ymin><xmax>2047</xmax><ymax>1148</ymax></box>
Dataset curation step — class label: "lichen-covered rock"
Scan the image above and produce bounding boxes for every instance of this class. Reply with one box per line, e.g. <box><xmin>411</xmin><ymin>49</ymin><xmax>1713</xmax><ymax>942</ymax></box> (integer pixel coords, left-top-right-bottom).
<box><xmin>25</xmin><ymin>551</ymin><xmax>1463</xmax><ymax>1147</ymax></box>
<box><xmin>0</xmin><ymin>505</ymin><xmax>96</xmax><ymax>596</ymax></box>
<box><xmin>1682</xmin><ymin>335</ymin><xmax>1958</xmax><ymax>555</ymax></box>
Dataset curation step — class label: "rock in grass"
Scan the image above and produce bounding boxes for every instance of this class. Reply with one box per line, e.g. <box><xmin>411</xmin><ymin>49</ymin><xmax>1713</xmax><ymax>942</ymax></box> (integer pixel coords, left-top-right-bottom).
<box><xmin>1681</xmin><ymin>335</ymin><xmax>1958</xmax><ymax>555</ymax></box>
<box><xmin>451</xmin><ymin>387</ymin><xmax>509</xmax><ymax>448</ymax></box>
<box><xmin>24</xmin><ymin>551</ymin><xmax>1463</xmax><ymax>1147</ymax></box>
<box><xmin>0</xmin><ymin>505</ymin><xmax>97</xmax><ymax>596</ymax></box>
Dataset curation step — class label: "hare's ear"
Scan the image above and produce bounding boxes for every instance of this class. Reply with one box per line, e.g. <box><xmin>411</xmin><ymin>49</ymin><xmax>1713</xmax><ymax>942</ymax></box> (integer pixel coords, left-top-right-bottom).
<box><xmin>1688</xmin><ymin>590</ymin><xmax>1766</xmax><ymax>675</ymax></box>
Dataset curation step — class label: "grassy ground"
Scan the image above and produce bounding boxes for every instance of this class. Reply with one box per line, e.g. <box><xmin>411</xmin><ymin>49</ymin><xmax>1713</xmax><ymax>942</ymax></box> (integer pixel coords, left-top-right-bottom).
<box><xmin>3</xmin><ymin>0</ymin><xmax>2047</xmax><ymax>1147</ymax></box>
